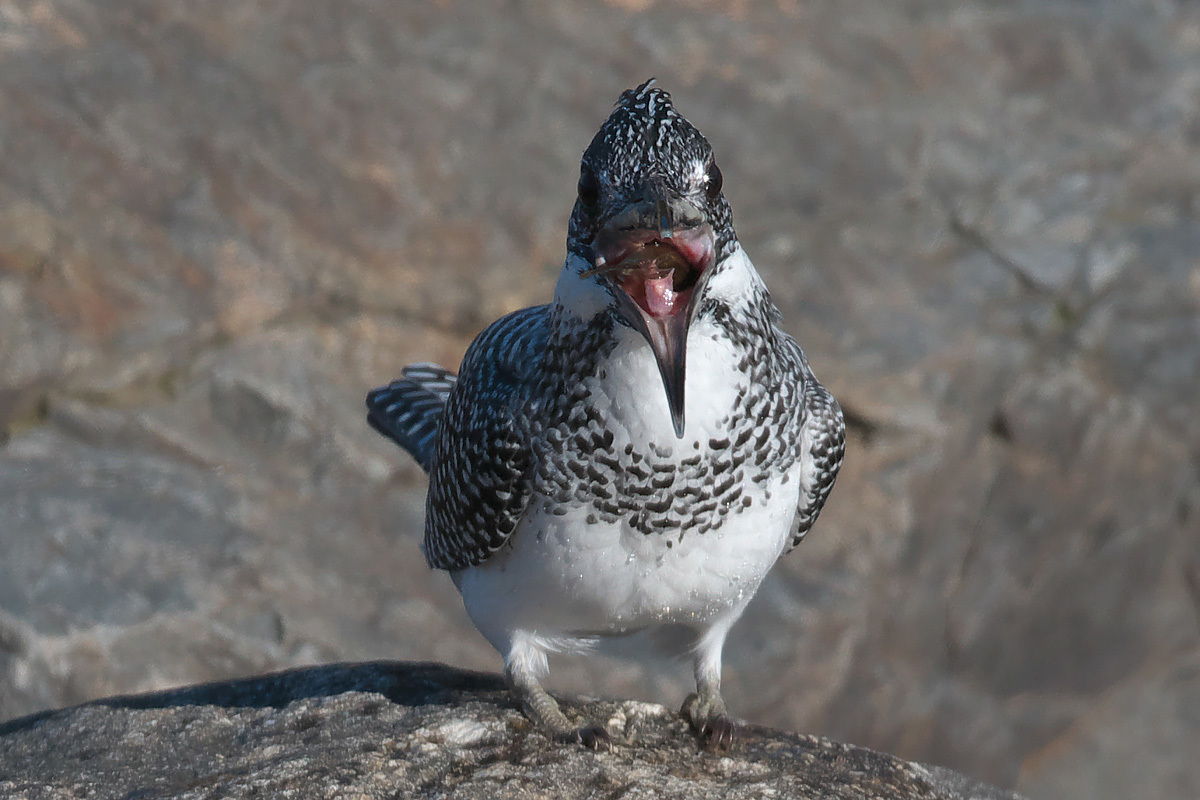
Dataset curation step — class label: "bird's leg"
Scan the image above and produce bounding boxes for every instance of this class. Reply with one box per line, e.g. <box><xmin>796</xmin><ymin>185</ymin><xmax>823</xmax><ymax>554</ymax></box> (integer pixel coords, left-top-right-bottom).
<box><xmin>505</xmin><ymin>637</ymin><xmax>611</xmax><ymax>751</ymax></box>
<box><xmin>681</xmin><ymin>632</ymin><xmax>737</xmax><ymax>751</ymax></box>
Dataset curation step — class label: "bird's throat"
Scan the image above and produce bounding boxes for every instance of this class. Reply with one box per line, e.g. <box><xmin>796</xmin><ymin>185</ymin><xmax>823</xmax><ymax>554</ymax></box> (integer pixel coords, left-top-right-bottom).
<box><xmin>615</xmin><ymin>241</ymin><xmax>697</xmax><ymax>319</ymax></box>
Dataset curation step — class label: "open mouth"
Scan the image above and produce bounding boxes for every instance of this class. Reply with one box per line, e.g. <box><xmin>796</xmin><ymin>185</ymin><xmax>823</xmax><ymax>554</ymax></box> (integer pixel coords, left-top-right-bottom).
<box><xmin>584</xmin><ymin>220</ymin><xmax>715</xmax><ymax>438</ymax></box>
<box><xmin>586</xmin><ymin>225</ymin><xmax>715</xmax><ymax>319</ymax></box>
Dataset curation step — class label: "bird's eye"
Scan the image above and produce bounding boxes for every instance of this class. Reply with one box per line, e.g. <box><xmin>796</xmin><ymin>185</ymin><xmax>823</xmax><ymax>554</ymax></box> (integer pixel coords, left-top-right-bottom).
<box><xmin>578</xmin><ymin>166</ymin><xmax>600</xmax><ymax>208</ymax></box>
<box><xmin>705</xmin><ymin>162</ymin><xmax>723</xmax><ymax>200</ymax></box>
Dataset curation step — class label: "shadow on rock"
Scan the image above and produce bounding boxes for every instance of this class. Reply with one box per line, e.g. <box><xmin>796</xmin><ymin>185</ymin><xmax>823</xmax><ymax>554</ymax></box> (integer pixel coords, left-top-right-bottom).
<box><xmin>0</xmin><ymin>661</ymin><xmax>507</xmax><ymax>736</ymax></box>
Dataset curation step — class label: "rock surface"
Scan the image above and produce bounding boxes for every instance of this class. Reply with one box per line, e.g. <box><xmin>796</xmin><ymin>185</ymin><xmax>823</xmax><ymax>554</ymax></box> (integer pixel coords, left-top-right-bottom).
<box><xmin>0</xmin><ymin>661</ymin><xmax>1024</xmax><ymax>800</ymax></box>
<box><xmin>1</xmin><ymin>1</ymin><xmax>1199</xmax><ymax>799</ymax></box>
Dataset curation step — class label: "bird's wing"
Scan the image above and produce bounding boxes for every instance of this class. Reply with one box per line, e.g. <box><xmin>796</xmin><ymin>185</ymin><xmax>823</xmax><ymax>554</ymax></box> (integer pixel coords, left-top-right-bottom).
<box><xmin>782</xmin><ymin>339</ymin><xmax>846</xmax><ymax>553</ymax></box>
<box><xmin>422</xmin><ymin>305</ymin><xmax>552</xmax><ymax>571</ymax></box>
<box><xmin>366</xmin><ymin>364</ymin><xmax>458</xmax><ymax>472</ymax></box>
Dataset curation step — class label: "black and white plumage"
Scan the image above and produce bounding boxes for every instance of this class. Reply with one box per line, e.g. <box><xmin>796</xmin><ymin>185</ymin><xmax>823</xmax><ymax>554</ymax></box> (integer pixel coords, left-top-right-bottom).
<box><xmin>367</xmin><ymin>80</ymin><xmax>845</xmax><ymax>751</ymax></box>
<box><xmin>367</xmin><ymin>363</ymin><xmax>456</xmax><ymax>472</ymax></box>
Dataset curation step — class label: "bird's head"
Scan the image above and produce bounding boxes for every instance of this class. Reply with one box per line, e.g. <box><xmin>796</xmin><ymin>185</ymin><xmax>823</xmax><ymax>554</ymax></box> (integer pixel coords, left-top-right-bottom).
<box><xmin>565</xmin><ymin>79</ymin><xmax>737</xmax><ymax>438</ymax></box>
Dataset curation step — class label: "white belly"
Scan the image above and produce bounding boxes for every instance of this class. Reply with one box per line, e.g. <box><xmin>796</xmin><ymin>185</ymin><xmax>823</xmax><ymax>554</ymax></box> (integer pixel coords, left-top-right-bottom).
<box><xmin>455</xmin><ymin>471</ymin><xmax>796</xmax><ymax>651</ymax></box>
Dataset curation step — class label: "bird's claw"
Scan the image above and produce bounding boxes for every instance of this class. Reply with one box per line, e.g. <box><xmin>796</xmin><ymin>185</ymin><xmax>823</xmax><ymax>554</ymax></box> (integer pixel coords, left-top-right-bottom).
<box><xmin>681</xmin><ymin>692</ymin><xmax>737</xmax><ymax>751</ymax></box>
<box><xmin>571</xmin><ymin>724</ymin><xmax>613</xmax><ymax>751</ymax></box>
<box><xmin>697</xmin><ymin>714</ymin><xmax>737</xmax><ymax>751</ymax></box>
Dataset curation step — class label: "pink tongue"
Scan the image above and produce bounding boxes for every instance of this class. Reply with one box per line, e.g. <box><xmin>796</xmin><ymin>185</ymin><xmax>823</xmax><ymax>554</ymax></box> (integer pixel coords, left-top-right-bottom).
<box><xmin>644</xmin><ymin>273</ymin><xmax>676</xmax><ymax>317</ymax></box>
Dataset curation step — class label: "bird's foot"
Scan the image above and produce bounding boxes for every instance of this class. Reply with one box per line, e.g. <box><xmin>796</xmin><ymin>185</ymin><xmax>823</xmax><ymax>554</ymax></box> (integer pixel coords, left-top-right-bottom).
<box><xmin>567</xmin><ymin>723</ymin><xmax>613</xmax><ymax>751</ymax></box>
<box><xmin>511</xmin><ymin>673</ymin><xmax>613</xmax><ymax>751</ymax></box>
<box><xmin>695</xmin><ymin>713</ymin><xmax>737</xmax><ymax>751</ymax></box>
<box><xmin>681</xmin><ymin>692</ymin><xmax>738</xmax><ymax>752</ymax></box>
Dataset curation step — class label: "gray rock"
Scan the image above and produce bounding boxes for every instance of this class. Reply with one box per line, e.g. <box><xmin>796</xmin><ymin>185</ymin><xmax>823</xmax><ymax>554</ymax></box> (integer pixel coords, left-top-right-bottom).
<box><xmin>0</xmin><ymin>661</ymin><xmax>1024</xmax><ymax>800</ymax></box>
<box><xmin>1</xmin><ymin>1</ymin><xmax>1198</xmax><ymax>798</ymax></box>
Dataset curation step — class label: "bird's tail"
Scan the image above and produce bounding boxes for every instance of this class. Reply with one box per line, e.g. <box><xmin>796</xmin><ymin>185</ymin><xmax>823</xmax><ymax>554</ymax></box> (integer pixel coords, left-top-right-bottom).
<box><xmin>366</xmin><ymin>363</ymin><xmax>457</xmax><ymax>472</ymax></box>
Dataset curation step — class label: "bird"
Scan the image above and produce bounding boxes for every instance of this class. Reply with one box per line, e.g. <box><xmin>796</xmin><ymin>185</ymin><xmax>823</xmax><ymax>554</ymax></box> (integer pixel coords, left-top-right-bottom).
<box><xmin>367</xmin><ymin>79</ymin><xmax>845</xmax><ymax>752</ymax></box>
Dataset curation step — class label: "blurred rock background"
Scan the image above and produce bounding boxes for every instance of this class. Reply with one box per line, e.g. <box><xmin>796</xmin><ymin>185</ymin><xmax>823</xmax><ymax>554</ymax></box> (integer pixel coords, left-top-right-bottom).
<box><xmin>0</xmin><ymin>1</ymin><xmax>1197</xmax><ymax>797</ymax></box>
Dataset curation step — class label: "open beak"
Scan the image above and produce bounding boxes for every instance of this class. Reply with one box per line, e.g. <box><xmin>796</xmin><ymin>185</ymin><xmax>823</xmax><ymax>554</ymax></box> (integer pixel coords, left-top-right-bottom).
<box><xmin>589</xmin><ymin>191</ymin><xmax>716</xmax><ymax>438</ymax></box>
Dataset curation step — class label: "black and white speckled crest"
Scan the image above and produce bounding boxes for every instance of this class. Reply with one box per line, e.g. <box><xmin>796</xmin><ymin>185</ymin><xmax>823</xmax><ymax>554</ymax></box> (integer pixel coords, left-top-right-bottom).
<box><xmin>567</xmin><ymin>79</ymin><xmax>737</xmax><ymax>262</ymax></box>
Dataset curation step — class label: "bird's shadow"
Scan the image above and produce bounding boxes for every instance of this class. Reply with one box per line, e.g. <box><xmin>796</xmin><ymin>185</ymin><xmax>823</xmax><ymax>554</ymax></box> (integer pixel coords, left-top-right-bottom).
<box><xmin>0</xmin><ymin>661</ymin><xmax>508</xmax><ymax>737</ymax></box>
